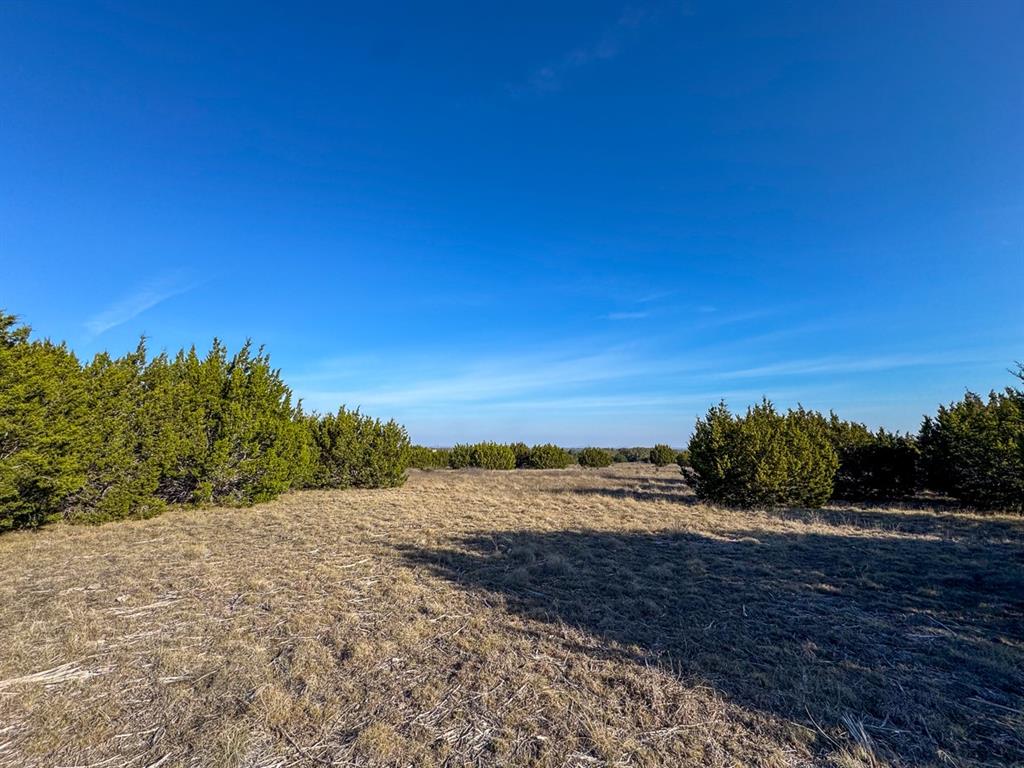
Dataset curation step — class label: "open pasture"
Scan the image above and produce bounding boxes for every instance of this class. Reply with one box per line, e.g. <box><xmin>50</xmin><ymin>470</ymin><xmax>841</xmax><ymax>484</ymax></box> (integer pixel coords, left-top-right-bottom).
<box><xmin>1</xmin><ymin>465</ymin><xmax>1021</xmax><ymax>767</ymax></box>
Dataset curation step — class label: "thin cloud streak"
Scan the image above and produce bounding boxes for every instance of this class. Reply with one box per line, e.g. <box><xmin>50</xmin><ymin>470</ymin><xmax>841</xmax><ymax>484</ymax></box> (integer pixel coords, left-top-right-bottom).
<box><xmin>299</xmin><ymin>348</ymin><xmax>671</xmax><ymax>411</ymax></box>
<box><xmin>85</xmin><ymin>279</ymin><xmax>193</xmax><ymax>336</ymax></box>
<box><xmin>716</xmin><ymin>352</ymin><xmax>984</xmax><ymax>381</ymax></box>
<box><xmin>294</xmin><ymin>342</ymin><xmax>975</xmax><ymax>416</ymax></box>
<box><xmin>514</xmin><ymin>2</ymin><xmax>679</xmax><ymax>94</ymax></box>
<box><xmin>605</xmin><ymin>311</ymin><xmax>650</xmax><ymax>320</ymax></box>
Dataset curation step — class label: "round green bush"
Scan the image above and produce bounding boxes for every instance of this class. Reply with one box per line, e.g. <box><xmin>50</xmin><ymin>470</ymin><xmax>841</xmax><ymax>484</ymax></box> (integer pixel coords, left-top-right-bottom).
<box><xmin>650</xmin><ymin>443</ymin><xmax>676</xmax><ymax>467</ymax></box>
<box><xmin>470</xmin><ymin>442</ymin><xmax>516</xmax><ymax>470</ymax></box>
<box><xmin>577</xmin><ymin>447</ymin><xmax>613</xmax><ymax>468</ymax></box>
<box><xmin>688</xmin><ymin>400</ymin><xmax>838</xmax><ymax>508</ymax></box>
<box><xmin>525</xmin><ymin>443</ymin><xmax>575</xmax><ymax>469</ymax></box>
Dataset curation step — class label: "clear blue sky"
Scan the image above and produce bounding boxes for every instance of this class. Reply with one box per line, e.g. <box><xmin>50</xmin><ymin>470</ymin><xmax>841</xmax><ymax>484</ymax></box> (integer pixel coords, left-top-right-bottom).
<box><xmin>2</xmin><ymin>1</ymin><xmax>1021</xmax><ymax>445</ymax></box>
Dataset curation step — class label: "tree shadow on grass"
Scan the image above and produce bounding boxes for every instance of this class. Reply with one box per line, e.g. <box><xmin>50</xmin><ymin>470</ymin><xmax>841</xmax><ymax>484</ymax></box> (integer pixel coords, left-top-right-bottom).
<box><xmin>555</xmin><ymin>474</ymin><xmax>700</xmax><ymax>506</ymax></box>
<box><xmin>770</xmin><ymin>505</ymin><xmax>1024</xmax><ymax>544</ymax></box>
<box><xmin>401</xmin><ymin>526</ymin><xmax>1024</xmax><ymax>766</ymax></box>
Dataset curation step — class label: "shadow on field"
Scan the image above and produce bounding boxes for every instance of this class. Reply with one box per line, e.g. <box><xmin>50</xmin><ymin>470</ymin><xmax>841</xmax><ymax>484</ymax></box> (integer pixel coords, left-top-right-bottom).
<box><xmin>402</xmin><ymin>525</ymin><xmax>1024</xmax><ymax>765</ymax></box>
<box><xmin>555</xmin><ymin>474</ymin><xmax>701</xmax><ymax>505</ymax></box>
<box><xmin>769</xmin><ymin>505</ymin><xmax>1024</xmax><ymax>544</ymax></box>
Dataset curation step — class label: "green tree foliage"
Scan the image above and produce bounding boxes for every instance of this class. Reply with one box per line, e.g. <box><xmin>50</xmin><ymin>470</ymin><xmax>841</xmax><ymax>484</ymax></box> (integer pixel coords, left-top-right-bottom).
<box><xmin>0</xmin><ymin>313</ymin><xmax>84</xmax><ymax>530</ymax></box>
<box><xmin>0</xmin><ymin>310</ymin><xmax>409</xmax><ymax>531</ymax></box>
<box><xmin>612</xmin><ymin>447</ymin><xmax>650</xmax><ymax>463</ymax></box>
<box><xmin>448</xmin><ymin>444</ymin><xmax>474</xmax><ymax>469</ymax></box>
<box><xmin>675</xmin><ymin>450</ymin><xmax>689</xmax><ymax>468</ymax></box>
<box><xmin>304</xmin><ymin>408</ymin><xmax>409</xmax><ymax>489</ymax></box>
<box><xmin>146</xmin><ymin>341</ymin><xmax>312</xmax><ymax>506</ymax></box>
<box><xmin>650</xmin><ymin>444</ymin><xmax>676</xmax><ymax>467</ymax></box>
<box><xmin>525</xmin><ymin>443</ymin><xmax>575</xmax><ymax>469</ymax></box>
<box><xmin>577</xmin><ymin>447</ymin><xmax>613</xmax><ymax>468</ymax></box>
<box><xmin>918</xmin><ymin>369</ymin><xmax>1023</xmax><ymax>511</ymax></box>
<box><xmin>827</xmin><ymin>416</ymin><xmax>918</xmax><ymax>501</ymax></box>
<box><xmin>470</xmin><ymin>442</ymin><xmax>516</xmax><ymax>470</ymax></box>
<box><xmin>688</xmin><ymin>400</ymin><xmax>838</xmax><ymax>508</ymax></box>
<box><xmin>64</xmin><ymin>343</ymin><xmax>168</xmax><ymax>522</ymax></box>
<box><xmin>510</xmin><ymin>441</ymin><xmax>532</xmax><ymax>468</ymax></box>
<box><xmin>408</xmin><ymin>445</ymin><xmax>451</xmax><ymax>470</ymax></box>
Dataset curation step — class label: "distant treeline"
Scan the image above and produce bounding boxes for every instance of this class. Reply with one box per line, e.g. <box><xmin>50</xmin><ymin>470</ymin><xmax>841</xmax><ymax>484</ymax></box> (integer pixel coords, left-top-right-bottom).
<box><xmin>407</xmin><ymin>443</ymin><xmax>687</xmax><ymax>471</ymax></box>
<box><xmin>0</xmin><ymin>312</ymin><xmax>409</xmax><ymax>532</ymax></box>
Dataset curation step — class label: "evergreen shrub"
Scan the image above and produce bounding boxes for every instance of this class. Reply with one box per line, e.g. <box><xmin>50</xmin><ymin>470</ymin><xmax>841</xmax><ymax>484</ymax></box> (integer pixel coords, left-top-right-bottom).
<box><xmin>827</xmin><ymin>416</ymin><xmax>918</xmax><ymax>501</ymax></box>
<box><xmin>577</xmin><ymin>447</ymin><xmax>613</xmax><ymax>468</ymax></box>
<box><xmin>526</xmin><ymin>443</ymin><xmax>575</xmax><ymax>469</ymax></box>
<box><xmin>510</xmin><ymin>442</ymin><xmax>532</xmax><ymax>468</ymax></box>
<box><xmin>688</xmin><ymin>400</ymin><xmax>838</xmax><ymax>507</ymax></box>
<box><xmin>408</xmin><ymin>446</ymin><xmax>451</xmax><ymax>470</ymax></box>
<box><xmin>448</xmin><ymin>444</ymin><xmax>474</xmax><ymax>469</ymax></box>
<box><xmin>470</xmin><ymin>442</ymin><xmax>516</xmax><ymax>470</ymax></box>
<box><xmin>612</xmin><ymin>447</ymin><xmax>650</xmax><ymax>463</ymax></box>
<box><xmin>650</xmin><ymin>444</ymin><xmax>676</xmax><ymax>467</ymax></box>
<box><xmin>918</xmin><ymin>369</ymin><xmax>1023</xmax><ymax>511</ymax></box>
<box><xmin>305</xmin><ymin>408</ymin><xmax>409</xmax><ymax>489</ymax></box>
<box><xmin>0</xmin><ymin>309</ymin><xmax>410</xmax><ymax>531</ymax></box>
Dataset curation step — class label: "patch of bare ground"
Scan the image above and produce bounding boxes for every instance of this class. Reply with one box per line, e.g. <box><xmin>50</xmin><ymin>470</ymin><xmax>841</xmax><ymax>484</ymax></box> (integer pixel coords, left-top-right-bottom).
<box><xmin>0</xmin><ymin>464</ymin><xmax>1021</xmax><ymax>767</ymax></box>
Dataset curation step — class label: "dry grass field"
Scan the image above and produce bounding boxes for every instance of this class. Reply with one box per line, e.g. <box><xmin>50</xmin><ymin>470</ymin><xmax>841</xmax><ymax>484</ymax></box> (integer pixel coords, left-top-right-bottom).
<box><xmin>1</xmin><ymin>465</ymin><xmax>1021</xmax><ymax>768</ymax></box>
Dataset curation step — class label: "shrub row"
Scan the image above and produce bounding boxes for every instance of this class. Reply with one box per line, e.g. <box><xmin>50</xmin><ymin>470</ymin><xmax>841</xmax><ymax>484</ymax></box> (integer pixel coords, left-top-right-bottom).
<box><xmin>407</xmin><ymin>445</ymin><xmax>451</xmax><ymax>470</ymax></box>
<box><xmin>612</xmin><ymin>447</ymin><xmax>650</xmax><ymax>463</ymax></box>
<box><xmin>687</xmin><ymin>367</ymin><xmax>1023</xmax><ymax>511</ymax></box>
<box><xmin>0</xmin><ymin>312</ymin><xmax>409</xmax><ymax>531</ymax></box>
<box><xmin>442</xmin><ymin>442</ymin><xmax>577</xmax><ymax>470</ymax></box>
<box><xmin>411</xmin><ymin>443</ymin><xmax>686</xmax><ymax>470</ymax></box>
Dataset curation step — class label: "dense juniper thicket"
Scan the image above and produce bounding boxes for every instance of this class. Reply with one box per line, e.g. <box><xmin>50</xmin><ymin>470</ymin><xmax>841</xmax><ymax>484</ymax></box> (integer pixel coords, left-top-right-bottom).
<box><xmin>0</xmin><ymin>312</ymin><xmax>409</xmax><ymax>531</ymax></box>
<box><xmin>688</xmin><ymin>401</ymin><xmax>839</xmax><ymax>508</ymax></box>
<box><xmin>686</xmin><ymin>370</ymin><xmax>1023</xmax><ymax>511</ymax></box>
<box><xmin>917</xmin><ymin>368</ymin><xmax>1024</xmax><ymax>512</ymax></box>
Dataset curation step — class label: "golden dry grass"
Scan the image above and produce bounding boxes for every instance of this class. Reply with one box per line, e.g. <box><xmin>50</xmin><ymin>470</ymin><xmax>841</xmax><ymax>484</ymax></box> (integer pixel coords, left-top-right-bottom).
<box><xmin>0</xmin><ymin>465</ymin><xmax>1021</xmax><ymax>767</ymax></box>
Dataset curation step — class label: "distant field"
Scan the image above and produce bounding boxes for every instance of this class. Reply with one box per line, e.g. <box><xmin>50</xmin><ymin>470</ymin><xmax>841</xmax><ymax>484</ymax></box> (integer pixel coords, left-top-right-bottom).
<box><xmin>1</xmin><ymin>465</ymin><xmax>1021</xmax><ymax>767</ymax></box>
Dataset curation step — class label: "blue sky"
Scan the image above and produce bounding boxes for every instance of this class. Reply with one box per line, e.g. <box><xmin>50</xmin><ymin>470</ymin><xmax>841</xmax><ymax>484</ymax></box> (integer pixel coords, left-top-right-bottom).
<box><xmin>2</xmin><ymin>1</ymin><xmax>1021</xmax><ymax>445</ymax></box>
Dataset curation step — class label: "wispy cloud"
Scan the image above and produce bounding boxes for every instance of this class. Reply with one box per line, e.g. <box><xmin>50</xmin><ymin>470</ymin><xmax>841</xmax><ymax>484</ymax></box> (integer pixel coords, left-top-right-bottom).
<box><xmin>715</xmin><ymin>352</ymin><xmax>981</xmax><ymax>381</ymax></box>
<box><xmin>514</xmin><ymin>3</ymin><xmax>678</xmax><ymax>94</ymax></box>
<box><xmin>635</xmin><ymin>289</ymin><xmax>677</xmax><ymax>304</ymax></box>
<box><xmin>298</xmin><ymin>346</ymin><xmax>662</xmax><ymax>412</ymax></box>
<box><xmin>605</xmin><ymin>311</ymin><xmax>650</xmax><ymax>320</ymax></box>
<box><xmin>290</xmin><ymin>323</ymin><xmax>995</xmax><ymax>441</ymax></box>
<box><xmin>85</xmin><ymin>277</ymin><xmax>193</xmax><ymax>336</ymax></box>
<box><xmin>291</xmin><ymin>335</ymin><xmax>765</xmax><ymax>416</ymax></box>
